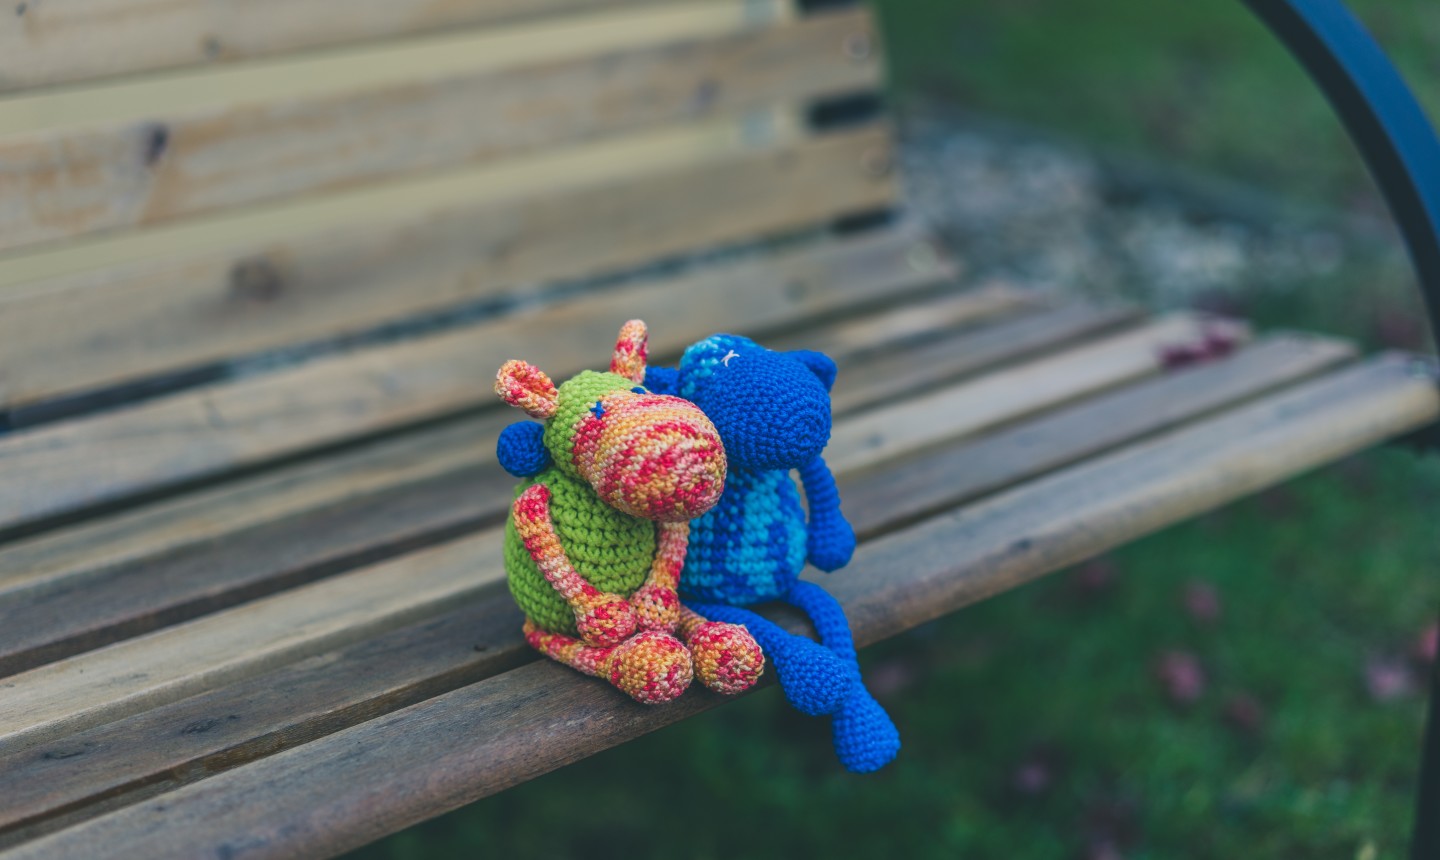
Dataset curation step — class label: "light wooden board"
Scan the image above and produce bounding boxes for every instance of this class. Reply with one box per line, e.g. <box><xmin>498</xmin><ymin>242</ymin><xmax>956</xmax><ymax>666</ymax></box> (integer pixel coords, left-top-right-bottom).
<box><xmin>0</xmin><ymin>227</ymin><xmax>962</xmax><ymax>600</ymax></box>
<box><xmin>0</xmin><ymin>319</ymin><xmax>1313</xmax><ymax>749</ymax></box>
<box><xmin>828</xmin><ymin>313</ymin><xmax>1248</xmax><ymax>471</ymax></box>
<box><xmin>0</xmin><ymin>8</ymin><xmax>876</xmax><ymax>252</ymax></box>
<box><xmin>3</xmin><ymin>353</ymin><xmax>1430</xmax><ymax>860</ymax></box>
<box><xmin>0</xmin><ymin>116</ymin><xmax>894</xmax><ymax>408</ymax></box>
<box><xmin>0</xmin><ymin>333</ymin><xmax>1357</xmax><ymax>842</ymax></box>
<box><xmin>0</xmin><ymin>126</ymin><xmax>898</xmax><ymax>533</ymax></box>
<box><xmin>0</xmin><ymin>0</ymin><xmax>681</xmax><ymax>92</ymax></box>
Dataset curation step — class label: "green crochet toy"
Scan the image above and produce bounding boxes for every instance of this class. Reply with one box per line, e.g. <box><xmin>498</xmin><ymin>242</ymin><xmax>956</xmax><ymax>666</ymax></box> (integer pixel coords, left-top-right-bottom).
<box><xmin>494</xmin><ymin>320</ymin><xmax>765</xmax><ymax>704</ymax></box>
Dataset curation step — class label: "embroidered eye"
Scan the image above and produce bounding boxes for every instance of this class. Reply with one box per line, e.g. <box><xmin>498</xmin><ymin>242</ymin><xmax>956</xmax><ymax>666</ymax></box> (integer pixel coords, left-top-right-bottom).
<box><xmin>630</xmin><ymin>386</ymin><xmax>646</xmax><ymax>394</ymax></box>
<box><xmin>590</xmin><ymin>401</ymin><xmax>605</xmax><ymax>419</ymax></box>
<box><xmin>721</xmin><ymin>350</ymin><xmax>739</xmax><ymax>367</ymax></box>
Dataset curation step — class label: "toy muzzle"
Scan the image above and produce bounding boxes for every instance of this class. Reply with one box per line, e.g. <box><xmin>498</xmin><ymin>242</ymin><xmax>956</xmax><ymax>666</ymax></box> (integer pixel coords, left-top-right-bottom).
<box><xmin>571</xmin><ymin>392</ymin><xmax>726</xmax><ymax>522</ymax></box>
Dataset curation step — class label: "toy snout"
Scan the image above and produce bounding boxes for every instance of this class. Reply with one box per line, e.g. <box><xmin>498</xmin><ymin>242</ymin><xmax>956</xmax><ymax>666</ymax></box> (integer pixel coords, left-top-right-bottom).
<box><xmin>571</xmin><ymin>390</ymin><xmax>726</xmax><ymax>522</ymax></box>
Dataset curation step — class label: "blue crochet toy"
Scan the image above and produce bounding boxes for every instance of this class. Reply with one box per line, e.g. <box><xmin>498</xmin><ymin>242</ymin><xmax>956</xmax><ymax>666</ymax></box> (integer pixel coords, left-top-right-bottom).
<box><xmin>500</xmin><ymin>335</ymin><xmax>901</xmax><ymax>772</ymax></box>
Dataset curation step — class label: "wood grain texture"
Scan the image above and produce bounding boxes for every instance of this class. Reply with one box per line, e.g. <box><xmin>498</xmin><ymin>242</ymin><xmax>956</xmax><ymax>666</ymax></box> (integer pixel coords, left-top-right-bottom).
<box><xmin>0</xmin><ymin>532</ymin><xmax>507</xmax><ymax>751</ymax></box>
<box><xmin>0</xmin><ymin>117</ymin><xmax>893</xmax><ymax>408</ymax></box>
<box><xmin>0</xmin><ymin>227</ymin><xmax>955</xmax><ymax>601</ymax></box>
<box><xmin>830</xmin><ymin>301</ymin><xmax>1142</xmax><ymax>415</ymax></box>
<box><xmin>0</xmin><ymin>8</ymin><xmax>876</xmax><ymax>252</ymax></box>
<box><xmin>4</xmin><ymin>353</ymin><xmax>1431</xmax><ymax>860</ymax></box>
<box><xmin>0</xmin><ymin>334</ymin><xmax>1359</xmax><ymax>842</ymax></box>
<box><xmin>828</xmin><ymin>313</ymin><xmax>1248</xmax><ymax>471</ymax></box>
<box><xmin>0</xmin><ymin>127</ymin><xmax>898</xmax><ymax>533</ymax></box>
<box><xmin>0</xmin><ymin>0</ymin><xmax>678</xmax><ymax>92</ymax></box>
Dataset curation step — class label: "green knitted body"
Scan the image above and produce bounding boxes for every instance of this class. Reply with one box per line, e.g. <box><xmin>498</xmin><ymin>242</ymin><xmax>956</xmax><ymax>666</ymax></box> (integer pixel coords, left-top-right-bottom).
<box><xmin>504</xmin><ymin>466</ymin><xmax>658</xmax><ymax>635</ymax></box>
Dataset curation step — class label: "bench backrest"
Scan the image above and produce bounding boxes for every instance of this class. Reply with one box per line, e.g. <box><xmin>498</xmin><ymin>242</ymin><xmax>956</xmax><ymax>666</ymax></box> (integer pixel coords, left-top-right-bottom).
<box><xmin>0</xmin><ymin>0</ymin><xmax>949</xmax><ymax>537</ymax></box>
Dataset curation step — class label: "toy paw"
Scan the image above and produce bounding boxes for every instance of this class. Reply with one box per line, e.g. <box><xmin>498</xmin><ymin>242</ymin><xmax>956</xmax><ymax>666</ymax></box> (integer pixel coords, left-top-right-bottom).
<box><xmin>629</xmin><ymin>583</ymin><xmax>681</xmax><ymax>632</ymax></box>
<box><xmin>606</xmin><ymin>630</ymin><xmax>694</xmax><ymax>705</ymax></box>
<box><xmin>687</xmin><ymin>621</ymin><xmax>765</xmax><ymax>695</ymax></box>
<box><xmin>576</xmin><ymin>595</ymin><xmax>639</xmax><ymax>648</ymax></box>
<box><xmin>773</xmin><ymin>636</ymin><xmax>854</xmax><ymax>716</ymax></box>
<box><xmin>807</xmin><ymin>519</ymin><xmax>856</xmax><ymax>572</ymax></box>
<box><xmin>831</xmin><ymin>685</ymin><xmax>900</xmax><ymax>773</ymax></box>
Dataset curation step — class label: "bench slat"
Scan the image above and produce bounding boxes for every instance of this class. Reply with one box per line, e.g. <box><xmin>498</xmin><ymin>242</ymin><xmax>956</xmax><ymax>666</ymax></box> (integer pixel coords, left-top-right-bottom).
<box><xmin>5</xmin><ymin>353</ymin><xmax>1429</xmax><ymax>860</ymax></box>
<box><xmin>0</xmin><ymin>115</ymin><xmax>892</xmax><ymax>409</ymax></box>
<box><xmin>0</xmin><ymin>126</ymin><xmax>895</xmax><ymax>531</ymax></box>
<box><xmin>0</xmin><ymin>0</ymin><xmax>673</xmax><ymax>93</ymax></box>
<box><xmin>828</xmin><ymin>313</ymin><xmax>1246</xmax><ymax>470</ymax></box>
<box><xmin>0</xmin><ymin>6</ymin><xmax>873</xmax><ymax>254</ymax></box>
<box><xmin>0</xmin><ymin>333</ymin><xmax>1356</xmax><ymax>844</ymax></box>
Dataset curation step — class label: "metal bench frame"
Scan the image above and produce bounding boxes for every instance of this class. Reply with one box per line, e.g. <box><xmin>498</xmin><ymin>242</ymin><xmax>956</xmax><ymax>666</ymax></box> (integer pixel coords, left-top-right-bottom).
<box><xmin>1241</xmin><ymin>1</ymin><xmax>1439</xmax><ymax>852</ymax></box>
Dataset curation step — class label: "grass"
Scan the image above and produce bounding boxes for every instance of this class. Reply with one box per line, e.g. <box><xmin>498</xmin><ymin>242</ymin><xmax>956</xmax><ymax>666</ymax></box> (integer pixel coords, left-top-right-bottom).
<box><xmin>352</xmin><ymin>2</ymin><xmax>1440</xmax><ymax>856</ymax></box>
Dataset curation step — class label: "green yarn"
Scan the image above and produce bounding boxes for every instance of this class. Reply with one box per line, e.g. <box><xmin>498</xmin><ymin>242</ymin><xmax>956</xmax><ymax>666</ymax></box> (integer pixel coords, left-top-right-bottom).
<box><xmin>505</xmin><ymin>466</ymin><xmax>657</xmax><ymax>634</ymax></box>
<box><xmin>542</xmin><ymin>370</ymin><xmax>633</xmax><ymax>478</ymax></box>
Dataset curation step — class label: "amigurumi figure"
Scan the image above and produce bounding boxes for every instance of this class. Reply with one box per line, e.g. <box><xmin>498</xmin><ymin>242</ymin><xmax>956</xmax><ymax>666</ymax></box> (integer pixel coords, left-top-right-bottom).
<box><xmin>645</xmin><ymin>335</ymin><xmax>901</xmax><ymax>772</ymax></box>
<box><xmin>493</xmin><ymin>320</ymin><xmax>764</xmax><ymax>705</ymax></box>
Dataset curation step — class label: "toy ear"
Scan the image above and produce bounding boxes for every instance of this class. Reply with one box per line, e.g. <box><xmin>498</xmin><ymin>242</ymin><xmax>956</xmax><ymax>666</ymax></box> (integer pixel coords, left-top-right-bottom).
<box><xmin>788</xmin><ymin>349</ymin><xmax>837</xmax><ymax>392</ymax></box>
<box><xmin>610</xmin><ymin>319</ymin><xmax>648</xmax><ymax>384</ymax></box>
<box><xmin>496</xmin><ymin>421</ymin><xmax>552</xmax><ymax>477</ymax></box>
<box><xmin>494</xmin><ymin>360</ymin><xmax>558</xmax><ymax>419</ymax></box>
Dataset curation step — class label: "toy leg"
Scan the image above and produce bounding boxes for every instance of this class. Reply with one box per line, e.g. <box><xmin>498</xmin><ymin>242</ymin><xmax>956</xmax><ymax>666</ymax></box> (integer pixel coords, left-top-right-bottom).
<box><xmin>683</xmin><ymin>600</ymin><xmax>851</xmax><ymax>716</ymax></box>
<box><xmin>630</xmin><ymin>521</ymin><xmax>687</xmax><ymax>632</ymax></box>
<box><xmin>783</xmin><ymin>581</ymin><xmax>900</xmax><ymax>773</ymax></box>
<box><xmin>675</xmin><ymin>606</ymin><xmax>765</xmax><ymax>696</ymax></box>
<box><xmin>513</xmin><ymin>485</ymin><xmax>638</xmax><ymax>646</ymax></box>
<box><xmin>524</xmin><ymin>620</ymin><xmax>693</xmax><ymax>705</ymax></box>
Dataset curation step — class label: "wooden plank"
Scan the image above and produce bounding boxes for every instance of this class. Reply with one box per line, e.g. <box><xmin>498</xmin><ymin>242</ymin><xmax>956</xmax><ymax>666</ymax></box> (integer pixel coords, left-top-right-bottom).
<box><xmin>0</xmin><ymin>334</ymin><xmax>1357</xmax><ymax>842</ymax></box>
<box><xmin>0</xmin><ymin>0</ymin><xmax>680</xmax><ymax>92</ymax></box>
<box><xmin>830</xmin><ymin>301</ymin><xmax>1141</xmax><ymax>415</ymax></box>
<box><xmin>4</xmin><ymin>353</ymin><xmax>1431</xmax><ymax>860</ymax></box>
<box><xmin>828</xmin><ymin>313</ymin><xmax>1249</xmax><ymax>472</ymax></box>
<box><xmin>0</xmin><ymin>114</ymin><xmax>894</xmax><ymax>408</ymax></box>
<box><xmin>0</xmin><ymin>8</ymin><xmax>877</xmax><ymax>252</ymax></box>
<box><xmin>0</xmin><ymin>125</ymin><xmax>897</xmax><ymax>533</ymax></box>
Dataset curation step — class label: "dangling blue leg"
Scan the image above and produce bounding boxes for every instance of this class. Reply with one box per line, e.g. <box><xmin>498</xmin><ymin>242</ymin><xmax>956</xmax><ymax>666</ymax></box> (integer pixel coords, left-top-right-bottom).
<box><xmin>683</xmin><ymin>600</ymin><xmax>851</xmax><ymax>716</ymax></box>
<box><xmin>784</xmin><ymin>581</ymin><xmax>901</xmax><ymax>773</ymax></box>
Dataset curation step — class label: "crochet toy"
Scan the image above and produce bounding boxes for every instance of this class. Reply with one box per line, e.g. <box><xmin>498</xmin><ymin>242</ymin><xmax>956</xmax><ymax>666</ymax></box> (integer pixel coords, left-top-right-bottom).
<box><xmin>494</xmin><ymin>320</ymin><xmax>764</xmax><ymax>705</ymax></box>
<box><xmin>646</xmin><ymin>335</ymin><xmax>901</xmax><ymax>772</ymax></box>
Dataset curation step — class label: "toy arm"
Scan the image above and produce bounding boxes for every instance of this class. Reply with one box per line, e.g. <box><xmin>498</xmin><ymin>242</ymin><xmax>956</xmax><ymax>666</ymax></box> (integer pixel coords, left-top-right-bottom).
<box><xmin>631</xmin><ymin>521</ymin><xmax>688</xmax><ymax>631</ymax></box>
<box><xmin>512</xmin><ymin>484</ymin><xmax>638</xmax><ymax>646</ymax></box>
<box><xmin>797</xmin><ymin>454</ymin><xmax>856</xmax><ymax>572</ymax></box>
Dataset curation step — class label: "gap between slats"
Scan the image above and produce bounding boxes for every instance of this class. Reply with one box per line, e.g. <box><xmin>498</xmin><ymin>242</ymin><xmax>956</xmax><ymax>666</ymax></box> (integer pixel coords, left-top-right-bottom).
<box><xmin>2</xmin><ymin>352</ymin><xmax>1433</xmax><ymax>860</ymax></box>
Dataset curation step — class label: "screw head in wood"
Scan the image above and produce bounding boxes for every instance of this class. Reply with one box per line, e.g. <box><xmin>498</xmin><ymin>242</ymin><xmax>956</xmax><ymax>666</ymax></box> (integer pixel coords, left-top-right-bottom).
<box><xmin>844</xmin><ymin>33</ymin><xmax>872</xmax><ymax>61</ymax></box>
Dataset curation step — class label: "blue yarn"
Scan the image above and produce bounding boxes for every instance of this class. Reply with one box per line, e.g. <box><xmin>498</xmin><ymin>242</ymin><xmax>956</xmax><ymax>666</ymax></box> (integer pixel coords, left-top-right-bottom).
<box><xmin>496</xmin><ymin>421</ymin><xmax>551</xmax><ymax>478</ymax></box>
<box><xmin>660</xmin><ymin>334</ymin><xmax>900</xmax><ymax>772</ymax></box>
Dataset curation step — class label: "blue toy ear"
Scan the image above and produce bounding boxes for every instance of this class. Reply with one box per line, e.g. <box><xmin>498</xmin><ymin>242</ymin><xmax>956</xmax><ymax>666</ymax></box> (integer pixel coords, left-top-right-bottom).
<box><xmin>496</xmin><ymin>421</ymin><xmax>551</xmax><ymax>477</ymax></box>
<box><xmin>787</xmin><ymin>350</ymin><xmax>837</xmax><ymax>392</ymax></box>
<box><xmin>643</xmin><ymin>365</ymin><xmax>679</xmax><ymax>396</ymax></box>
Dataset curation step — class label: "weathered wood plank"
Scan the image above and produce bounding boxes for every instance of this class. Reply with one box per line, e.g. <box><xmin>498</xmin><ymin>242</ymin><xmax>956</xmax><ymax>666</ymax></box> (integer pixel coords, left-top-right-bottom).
<box><xmin>0</xmin><ymin>116</ymin><xmax>893</xmax><ymax>409</ymax></box>
<box><xmin>828</xmin><ymin>313</ymin><xmax>1247</xmax><ymax>471</ymax></box>
<box><xmin>5</xmin><ymin>353</ymin><xmax>1430</xmax><ymax>860</ymax></box>
<box><xmin>0</xmin><ymin>0</ymin><xmax>678</xmax><ymax>92</ymax></box>
<box><xmin>0</xmin><ymin>126</ymin><xmax>897</xmax><ymax>533</ymax></box>
<box><xmin>0</xmin><ymin>334</ymin><xmax>1356</xmax><ymax>842</ymax></box>
<box><xmin>0</xmin><ymin>227</ymin><xmax>956</xmax><ymax>601</ymax></box>
<box><xmin>0</xmin><ymin>8</ymin><xmax>876</xmax><ymax>253</ymax></box>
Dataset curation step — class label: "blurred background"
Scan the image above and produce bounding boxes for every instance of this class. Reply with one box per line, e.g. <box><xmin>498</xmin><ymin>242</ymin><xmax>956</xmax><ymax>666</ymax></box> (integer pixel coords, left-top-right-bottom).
<box><xmin>347</xmin><ymin>1</ymin><xmax>1440</xmax><ymax>858</ymax></box>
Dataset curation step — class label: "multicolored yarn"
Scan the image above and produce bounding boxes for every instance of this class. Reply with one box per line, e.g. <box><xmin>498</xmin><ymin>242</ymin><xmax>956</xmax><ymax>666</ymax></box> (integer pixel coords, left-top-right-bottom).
<box><xmin>648</xmin><ymin>334</ymin><xmax>901</xmax><ymax>772</ymax></box>
<box><xmin>495</xmin><ymin>320</ymin><xmax>764</xmax><ymax>705</ymax></box>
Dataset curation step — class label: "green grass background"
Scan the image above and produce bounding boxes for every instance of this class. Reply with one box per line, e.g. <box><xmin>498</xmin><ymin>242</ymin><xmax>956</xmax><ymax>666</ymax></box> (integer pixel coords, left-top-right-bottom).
<box><xmin>351</xmin><ymin>2</ymin><xmax>1440</xmax><ymax>856</ymax></box>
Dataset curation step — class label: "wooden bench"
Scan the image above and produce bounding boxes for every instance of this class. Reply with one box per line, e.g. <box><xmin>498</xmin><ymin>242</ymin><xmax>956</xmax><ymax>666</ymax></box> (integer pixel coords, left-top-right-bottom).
<box><xmin>2</xmin><ymin>1</ymin><xmax>1439</xmax><ymax>856</ymax></box>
